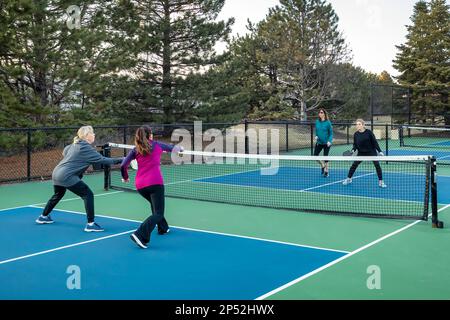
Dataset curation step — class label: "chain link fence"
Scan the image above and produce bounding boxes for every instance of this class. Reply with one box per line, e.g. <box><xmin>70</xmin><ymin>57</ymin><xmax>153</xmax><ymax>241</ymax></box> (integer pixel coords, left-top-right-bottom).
<box><xmin>1</xmin><ymin>121</ymin><xmax>447</xmax><ymax>184</ymax></box>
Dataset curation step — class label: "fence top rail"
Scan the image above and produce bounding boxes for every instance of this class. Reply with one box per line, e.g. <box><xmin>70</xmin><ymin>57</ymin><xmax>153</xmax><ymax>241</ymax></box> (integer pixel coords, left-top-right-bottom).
<box><xmin>401</xmin><ymin>124</ymin><xmax>450</xmax><ymax>130</ymax></box>
<box><xmin>0</xmin><ymin>122</ymin><xmax>420</xmax><ymax>132</ymax></box>
<box><xmin>0</xmin><ymin>123</ymin><xmax>245</xmax><ymax>132</ymax></box>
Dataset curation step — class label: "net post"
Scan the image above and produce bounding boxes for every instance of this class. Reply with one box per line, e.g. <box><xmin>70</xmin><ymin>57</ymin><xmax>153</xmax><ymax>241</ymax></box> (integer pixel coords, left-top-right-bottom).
<box><xmin>103</xmin><ymin>144</ymin><xmax>111</xmax><ymax>191</ymax></box>
<box><xmin>310</xmin><ymin>122</ymin><xmax>314</xmax><ymax>155</ymax></box>
<box><xmin>431</xmin><ymin>157</ymin><xmax>443</xmax><ymax>228</ymax></box>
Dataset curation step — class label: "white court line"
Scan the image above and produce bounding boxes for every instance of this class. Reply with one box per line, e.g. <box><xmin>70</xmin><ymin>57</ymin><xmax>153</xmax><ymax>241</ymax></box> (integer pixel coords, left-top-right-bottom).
<box><xmin>30</xmin><ymin>190</ymin><xmax>124</xmax><ymax>206</ymax></box>
<box><xmin>2</xmin><ymin>171</ymin><xmax>444</xmax><ymax>213</ymax></box>
<box><xmin>28</xmin><ymin>205</ymin><xmax>349</xmax><ymax>254</ymax></box>
<box><xmin>300</xmin><ymin>172</ymin><xmax>375</xmax><ymax>192</ymax></box>
<box><xmin>111</xmin><ymin>164</ymin><xmax>433</xmax><ymax>208</ymax></box>
<box><xmin>0</xmin><ymin>230</ymin><xmax>135</xmax><ymax>265</ymax></box>
<box><xmin>191</xmin><ymin>177</ymin><xmax>429</xmax><ymax>206</ymax></box>
<box><xmin>2</xmin><ymin>182</ymin><xmax>449</xmax><ymax>269</ymax></box>
<box><xmin>191</xmin><ymin>171</ymin><xmax>375</xmax><ymax>194</ymax></box>
<box><xmin>0</xmin><ymin>205</ymin><xmax>31</xmax><ymax>212</ymax></box>
<box><xmin>437</xmin><ymin>203</ymin><xmax>450</xmax><ymax>212</ymax></box>
<box><xmin>255</xmin><ymin>204</ymin><xmax>450</xmax><ymax>300</ymax></box>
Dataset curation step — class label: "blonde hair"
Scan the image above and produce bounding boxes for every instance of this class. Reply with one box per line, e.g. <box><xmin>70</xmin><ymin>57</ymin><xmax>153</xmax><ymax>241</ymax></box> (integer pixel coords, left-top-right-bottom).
<box><xmin>73</xmin><ymin>125</ymin><xmax>94</xmax><ymax>143</ymax></box>
<box><xmin>356</xmin><ymin>119</ymin><xmax>365</xmax><ymax>126</ymax></box>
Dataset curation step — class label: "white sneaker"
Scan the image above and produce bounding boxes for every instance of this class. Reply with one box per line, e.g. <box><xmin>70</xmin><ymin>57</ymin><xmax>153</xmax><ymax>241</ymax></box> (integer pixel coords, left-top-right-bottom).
<box><xmin>379</xmin><ymin>181</ymin><xmax>387</xmax><ymax>188</ymax></box>
<box><xmin>130</xmin><ymin>233</ymin><xmax>147</xmax><ymax>249</ymax></box>
<box><xmin>342</xmin><ymin>178</ymin><xmax>352</xmax><ymax>185</ymax></box>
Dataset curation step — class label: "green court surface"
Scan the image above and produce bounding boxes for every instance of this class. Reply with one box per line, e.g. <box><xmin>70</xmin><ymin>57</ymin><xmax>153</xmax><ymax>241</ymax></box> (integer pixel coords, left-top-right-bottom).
<box><xmin>1</xmin><ymin>169</ymin><xmax>449</xmax><ymax>300</ymax></box>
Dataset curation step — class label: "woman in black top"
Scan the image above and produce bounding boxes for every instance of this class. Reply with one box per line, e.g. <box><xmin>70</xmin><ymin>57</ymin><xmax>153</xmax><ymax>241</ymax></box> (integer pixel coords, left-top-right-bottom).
<box><xmin>342</xmin><ymin>119</ymin><xmax>387</xmax><ymax>188</ymax></box>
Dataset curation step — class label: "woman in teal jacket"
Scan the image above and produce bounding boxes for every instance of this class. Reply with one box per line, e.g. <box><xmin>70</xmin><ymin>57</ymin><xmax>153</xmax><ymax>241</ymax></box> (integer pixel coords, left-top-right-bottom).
<box><xmin>314</xmin><ymin>108</ymin><xmax>333</xmax><ymax>177</ymax></box>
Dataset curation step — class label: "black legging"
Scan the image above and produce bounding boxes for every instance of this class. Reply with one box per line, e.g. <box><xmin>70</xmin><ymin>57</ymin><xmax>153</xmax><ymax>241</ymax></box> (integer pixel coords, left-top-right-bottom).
<box><xmin>347</xmin><ymin>152</ymin><xmax>383</xmax><ymax>180</ymax></box>
<box><xmin>314</xmin><ymin>143</ymin><xmax>331</xmax><ymax>163</ymax></box>
<box><xmin>135</xmin><ymin>184</ymin><xmax>169</xmax><ymax>244</ymax></box>
<box><xmin>42</xmin><ymin>181</ymin><xmax>95</xmax><ymax>222</ymax></box>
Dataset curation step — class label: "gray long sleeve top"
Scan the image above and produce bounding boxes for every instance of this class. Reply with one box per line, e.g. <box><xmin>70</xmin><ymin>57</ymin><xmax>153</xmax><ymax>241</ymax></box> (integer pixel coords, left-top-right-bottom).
<box><xmin>52</xmin><ymin>140</ymin><xmax>122</xmax><ymax>187</ymax></box>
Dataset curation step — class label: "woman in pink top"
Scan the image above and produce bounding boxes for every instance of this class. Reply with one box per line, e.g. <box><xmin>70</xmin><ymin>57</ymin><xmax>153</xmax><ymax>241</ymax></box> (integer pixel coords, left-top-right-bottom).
<box><xmin>121</xmin><ymin>126</ymin><xmax>182</xmax><ymax>249</ymax></box>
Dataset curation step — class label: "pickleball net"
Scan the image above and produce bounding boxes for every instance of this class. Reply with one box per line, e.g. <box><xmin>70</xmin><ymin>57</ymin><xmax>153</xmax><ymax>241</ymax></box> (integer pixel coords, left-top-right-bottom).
<box><xmin>103</xmin><ymin>143</ymin><xmax>439</xmax><ymax>223</ymax></box>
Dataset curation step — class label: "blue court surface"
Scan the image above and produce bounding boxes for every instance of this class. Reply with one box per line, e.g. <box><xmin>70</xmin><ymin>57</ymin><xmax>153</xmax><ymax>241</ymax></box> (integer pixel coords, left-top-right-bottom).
<box><xmin>429</xmin><ymin>141</ymin><xmax>450</xmax><ymax>147</ymax></box>
<box><xmin>195</xmin><ymin>167</ymin><xmax>446</xmax><ymax>203</ymax></box>
<box><xmin>0</xmin><ymin>206</ymin><xmax>347</xmax><ymax>300</ymax></box>
<box><xmin>388</xmin><ymin>149</ymin><xmax>450</xmax><ymax>160</ymax></box>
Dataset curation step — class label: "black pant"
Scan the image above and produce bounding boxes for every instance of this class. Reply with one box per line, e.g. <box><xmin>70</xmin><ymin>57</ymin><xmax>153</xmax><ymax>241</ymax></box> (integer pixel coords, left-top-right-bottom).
<box><xmin>135</xmin><ymin>185</ymin><xmax>169</xmax><ymax>244</ymax></box>
<box><xmin>42</xmin><ymin>181</ymin><xmax>95</xmax><ymax>223</ymax></box>
<box><xmin>314</xmin><ymin>143</ymin><xmax>330</xmax><ymax>163</ymax></box>
<box><xmin>347</xmin><ymin>152</ymin><xmax>383</xmax><ymax>180</ymax></box>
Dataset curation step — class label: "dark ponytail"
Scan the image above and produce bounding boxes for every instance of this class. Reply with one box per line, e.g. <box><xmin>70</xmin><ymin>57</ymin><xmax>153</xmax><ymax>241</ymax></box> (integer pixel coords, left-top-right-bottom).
<box><xmin>135</xmin><ymin>126</ymin><xmax>153</xmax><ymax>156</ymax></box>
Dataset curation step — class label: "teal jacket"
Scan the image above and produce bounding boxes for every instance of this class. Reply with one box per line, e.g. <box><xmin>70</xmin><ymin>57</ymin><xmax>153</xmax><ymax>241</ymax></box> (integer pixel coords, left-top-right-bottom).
<box><xmin>315</xmin><ymin>120</ymin><xmax>333</xmax><ymax>145</ymax></box>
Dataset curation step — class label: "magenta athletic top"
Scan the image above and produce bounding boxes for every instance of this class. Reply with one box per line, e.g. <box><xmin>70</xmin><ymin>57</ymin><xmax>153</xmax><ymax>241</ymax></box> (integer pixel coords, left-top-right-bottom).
<box><xmin>120</xmin><ymin>141</ymin><xmax>178</xmax><ymax>190</ymax></box>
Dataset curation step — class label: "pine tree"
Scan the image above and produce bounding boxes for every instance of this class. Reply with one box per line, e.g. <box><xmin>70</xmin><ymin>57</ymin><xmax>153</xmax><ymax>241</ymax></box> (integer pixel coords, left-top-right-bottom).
<box><xmin>0</xmin><ymin>0</ymin><xmax>136</xmax><ymax>127</ymax></box>
<box><xmin>324</xmin><ymin>63</ymin><xmax>378</xmax><ymax>121</ymax></box>
<box><xmin>427</xmin><ymin>0</ymin><xmax>450</xmax><ymax>123</ymax></box>
<box><xmin>393</xmin><ymin>0</ymin><xmax>450</xmax><ymax>124</ymax></box>
<box><xmin>127</xmin><ymin>0</ymin><xmax>233</xmax><ymax>123</ymax></box>
<box><xmin>228</xmin><ymin>0</ymin><xmax>350</xmax><ymax>121</ymax></box>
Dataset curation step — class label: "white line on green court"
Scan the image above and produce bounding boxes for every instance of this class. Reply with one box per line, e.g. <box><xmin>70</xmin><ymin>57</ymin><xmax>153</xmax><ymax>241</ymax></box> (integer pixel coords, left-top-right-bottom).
<box><xmin>0</xmin><ymin>229</ymin><xmax>135</xmax><ymax>266</ymax></box>
<box><xmin>30</xmin><ymin>190</ymin><xmax>124</xmax><ymax>206</ymax></box>
<box><xmin>3</xmin><ymin>187</ymin><xmax>447</xmax><ymax>294</ymax></box>
<box><xmin>28</xmin><ymin>205</ymin><xmax>350</xmax><ymax>254</ymax></box>
<box><xmin>0</xmin><ymin>205</ymin><xmax>33</xmax><ymax>212</ymax></box>
<box><xmin>191</xmin><ymin>178</ymin><xmax>430</xmax><ymax>206</ymax></box>
<box><xmin>255</xmin><ymin>204</ymin><xmax>450</xmax><ymax>300</ymax></box>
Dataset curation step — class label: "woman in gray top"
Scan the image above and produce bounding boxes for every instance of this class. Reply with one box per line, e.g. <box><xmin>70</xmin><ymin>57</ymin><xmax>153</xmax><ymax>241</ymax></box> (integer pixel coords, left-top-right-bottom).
<box><xmin>35</xmin><ymin>126</ymin><xmax>123</xmax><ymax>232</ymax></box>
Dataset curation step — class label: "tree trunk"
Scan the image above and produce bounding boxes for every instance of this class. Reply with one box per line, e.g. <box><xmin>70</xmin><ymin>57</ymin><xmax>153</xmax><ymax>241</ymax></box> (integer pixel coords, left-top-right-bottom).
<box><xmin>443</xmin><ymin>92</ymin><xmax>450</xmax><ymax>125</ymax></box>
<box><xmin>33</xmin><ymin>9</ymin><xmax>48</xmax><ymax>123</ymax></box>
<box><xmin>300</xmin><ymin>99</ymin><xmax>307</xmax><ymax>121</ymax></box>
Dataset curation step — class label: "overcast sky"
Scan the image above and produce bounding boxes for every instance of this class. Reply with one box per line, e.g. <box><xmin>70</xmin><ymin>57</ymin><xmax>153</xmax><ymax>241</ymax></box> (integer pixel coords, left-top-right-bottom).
<box><xmin>215</xmin><ymin>0</ymin><xmax>443</xmax><ymax>77</ymax></box>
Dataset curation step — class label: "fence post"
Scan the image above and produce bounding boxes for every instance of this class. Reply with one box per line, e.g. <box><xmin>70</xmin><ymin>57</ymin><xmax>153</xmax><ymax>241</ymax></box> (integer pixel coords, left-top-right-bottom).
<box><xmin>191</xmin><ymin>124</ymin><xmax>195</xmax><ymax>152</ymax></box>
<box><xmin>399</xmin><ymin>125</ymin><xmax>404</xmax><ymax>147</ymax></box>
<box><xmin>347</xmin><ymin>124</ymin><xmax>350</xmax><ymax>145</ymax></box>
<box><xmin>407</xmin><ymin>88</ymin><xmax>412</xmax><ymax>125</ymax></box>
<box><xmin>122</xmin><ymin>126</ymin><xmax>127</xmax><ymax>157</ymax></box>
<box><xmin>27</xmin><ymin>130</ymin><xmax>31</xmax><ymax>181</ymax></box>
<box><xmin>244</xmin><ymin>120</ymin><xmax>249</xmax><ymax>154</ymax></box>
<box><xmin>370</xmin><ymin>84</ymin><xmax>374</xmax><ymax>131</ymax></box>
<box><xmin>385</xmin><ymin>124</ymin><xmax>389</xmax><ymax>155</ymax></box>
<box><xmin>310</xmin><ymin>122</ymin><xmax>314</xmax><ymax>155</ymax></box>
<box><xmin>103</xmin><ymin>145</ymin><xmax>111</xmax><ymax>191</ymax></box>
<box><xmin>285</xmin><ymin>121</ymin><xmax>289</xmax><ymax>152</ymax></box>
